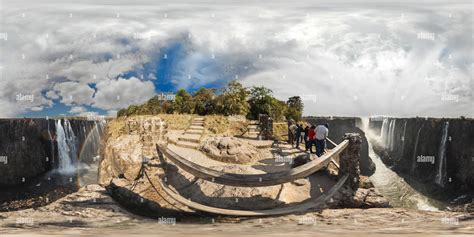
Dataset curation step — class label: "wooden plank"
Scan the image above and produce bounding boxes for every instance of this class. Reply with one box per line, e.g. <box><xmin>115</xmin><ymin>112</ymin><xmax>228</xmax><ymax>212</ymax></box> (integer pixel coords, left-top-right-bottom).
<box><xmin>157</xmin><ymin>174</ymin><xmax>349</xmax><ymax>216</ymax></box>
<box><xmin>156</xmin><ymin>140</ymin><xmax>348</xmax><ymax>187</ymax></box>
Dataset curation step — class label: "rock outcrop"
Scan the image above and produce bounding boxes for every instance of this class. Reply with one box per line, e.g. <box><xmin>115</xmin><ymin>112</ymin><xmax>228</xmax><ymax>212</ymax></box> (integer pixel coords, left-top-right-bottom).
<box><xmin>199</xmin><ymin>136</ymin><xmax>264</xmax><ymax>164</ymax></box>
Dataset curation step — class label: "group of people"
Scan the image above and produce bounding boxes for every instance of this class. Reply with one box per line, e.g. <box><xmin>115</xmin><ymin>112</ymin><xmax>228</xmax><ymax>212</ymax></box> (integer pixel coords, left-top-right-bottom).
<box><xmin>288</xmin><ymin>120</ymin><xmax>329</xmax><ymax>157</ymax></box>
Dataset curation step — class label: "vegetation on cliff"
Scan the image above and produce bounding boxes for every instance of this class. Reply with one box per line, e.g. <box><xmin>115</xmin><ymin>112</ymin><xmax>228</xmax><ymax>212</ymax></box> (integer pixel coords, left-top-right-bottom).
<box><xmin>117</xmin><ymin>81</ymin><xmax>303</xmax><ymax>122</ymax></box>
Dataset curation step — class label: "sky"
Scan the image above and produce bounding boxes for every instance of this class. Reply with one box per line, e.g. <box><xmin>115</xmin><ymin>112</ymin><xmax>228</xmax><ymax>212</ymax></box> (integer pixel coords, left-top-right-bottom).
<box><xmin>0</xmin><ymin>0</ymin><xmax>472</xmax><ymax>118</ymax></box>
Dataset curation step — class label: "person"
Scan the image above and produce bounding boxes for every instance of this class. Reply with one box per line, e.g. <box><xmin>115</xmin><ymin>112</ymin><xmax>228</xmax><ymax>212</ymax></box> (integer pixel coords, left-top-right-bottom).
<box><xmin>287</xmin><ymin>120</ymin><xmax>293</xmax><ymax>144</ymax></box>
<box><xmin>315</xmin><ymin>123</ymin><xmax>329</xmax><ymax>157</ymax></box>
<box><xmin>306</xmin><ymin>125</ymin><xmax>316</xmax><ymax>153</ymax></box>
<box><xmin>303</xmin><ymin>125</ymin><xmax>310</xmax><ymax>147</ymax></box>
<box><xmin>289</xmin><ymin>123</ymin><xmax>298</xmax><ymax>146</ymax></box>
<box><xmin>299</xmin><ymin>124</ymin><xmax>304</xmax><ymax>143</ymax></box>
<box><xmin>295</xmin><ymin>124</ymin><xmax>303</xmax><ymax>149</ymax></box>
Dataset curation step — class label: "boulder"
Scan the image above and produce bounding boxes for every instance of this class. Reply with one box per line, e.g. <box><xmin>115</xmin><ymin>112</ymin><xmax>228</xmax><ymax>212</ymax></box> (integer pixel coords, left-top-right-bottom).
<box><xmin>199</xmin><ymin>137</ymin><xmax>263</xmax><ymax>164</ymax></box>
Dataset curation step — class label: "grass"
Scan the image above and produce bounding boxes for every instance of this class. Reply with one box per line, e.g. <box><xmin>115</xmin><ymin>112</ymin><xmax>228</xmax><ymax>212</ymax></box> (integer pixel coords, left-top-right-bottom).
<box><xmin>204</xmin><ymin>115</ymin><xmax>248</xmax><ymax>136</ymax></box>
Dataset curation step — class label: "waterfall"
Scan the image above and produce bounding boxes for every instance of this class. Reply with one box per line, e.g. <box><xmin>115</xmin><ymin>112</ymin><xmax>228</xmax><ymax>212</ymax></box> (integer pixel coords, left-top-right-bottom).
<box><xmin>55</xmin><ymin>119</ymin><xmax>78</xmax><ymax>173</ymax></box>
<box><xmin>47</xmin><ymin>120</ymin><xmax>55</xmax><ymax>165</ymax></box>
<box><xmin>400</xmin><ymin>120</ymin><xmax>407</xmax><ymax>157</ymax></box>
<box><xmin>387</xmin><ymin>119</ymin><xmax>396</xmax><ymax>151</ymax></box>
<box><xmin>78</xmin><ymin>119</ymin><xmax>106</xmax><ymax>163</ymax></box>
<box><xmin>380</xmin><ymin>118</ymin><xmax>389</xmax><ymax>144</ymax></box>
<box><xmin>435</xmin><ymin>121</ymin><xmax>449</xmax><ymax>187</ymax></box>
<box><xmin>411</xmin><ymin>124</ymin><xmax>424</xmax><ymax>174</ymax></box>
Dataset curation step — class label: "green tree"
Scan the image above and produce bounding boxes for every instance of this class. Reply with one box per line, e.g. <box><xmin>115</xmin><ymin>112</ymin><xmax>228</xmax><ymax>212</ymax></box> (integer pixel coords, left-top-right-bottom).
<box><xmin>247</xmin><ymin>86</ymin><xmax>274</xmax><ymax>120</ymax></box>
<box><xmin>193</xmin><ymin>88</ymin><xmax>217</xmax><ymax>115</ymax></box>
<box><xmin>174</xmin><ymin>89</ymin><xmax>195</xmax><ymax>114</ymax></box>
<box><xmin>270</xmin><ymin>98</ymin><xmax>288</xmax><ymax>121</ymax></box>
<box><xmin>286</xmin><ymin>96</ymin><xmax>303</xmax><ymax>121</ymax></box>
<box><xmin>216</xmin><ymin>80</ymin><xmax>249</xmax><ymax>116</ymax></box>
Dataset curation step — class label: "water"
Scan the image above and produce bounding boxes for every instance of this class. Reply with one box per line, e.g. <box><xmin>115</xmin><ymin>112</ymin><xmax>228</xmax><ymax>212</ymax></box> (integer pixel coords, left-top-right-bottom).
<box><xmin>56</xmin><ymin>119</ymin><xmax>76</xmax><ymax>173</ymax></box>
<box><xmin>400</xmin><ymin>120</ymin><xmax>407</xmax><ymax>157</ymax></box>
<box><xmin>380</xmin><ymin>118</ymin><xmax>389</xmax><ymax>144</ymax></box>
<box><xmin>367</xmin><ymin>139</ymin><xmax>439</xmax><ymax>211</ymax></box>
<box><xmin>411</xmin><ymin>124</ymin><xmax>424</xmax><ymax>174</ymax></box>
<box><xmin>435</xmin><ymin>121</ymin><xmax>449</xmax><ymax>187</ymax></box>
<box><xmin>387</xmin><ymin>119</ymin><xmax>396</xmax><ymax>151</ymax></box>
<box><xmin>47</xmin><ymin>120</ymin><xmax>55</xmax><ymax>165</ymax></box>
<box><xmin>362</xmin><ymin>120</ymin><xmax>441</xmax><ymax>211</ymax></box>
<box><xmin>78</xmin><ymin>119</ymin><xmax>107</xmax><ymax>186</ymax></box>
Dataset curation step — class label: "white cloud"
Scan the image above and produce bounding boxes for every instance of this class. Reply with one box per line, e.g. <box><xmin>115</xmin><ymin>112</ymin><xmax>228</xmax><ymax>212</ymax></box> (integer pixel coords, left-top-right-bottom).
<box><xmin>93</xmin><ymin>77</ymin><xmax>155</xmax><ymax>110</ymax></box>
<box><xmin>0</xmin><ymin>1</ymin><xmax>472</xmax><ymax>117</ymax></box>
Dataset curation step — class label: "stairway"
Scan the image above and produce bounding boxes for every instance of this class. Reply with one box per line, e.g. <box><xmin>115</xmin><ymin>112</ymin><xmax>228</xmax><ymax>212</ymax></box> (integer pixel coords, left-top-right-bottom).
<box><xmin>242</xmin><ymin>120</ymin><xmax>260</xmax><ymax>139</ymax></box>
<box><xmin>176</xmin><ymin>117</ymin><xmax>204</xmax><ymax>149</ymax></box>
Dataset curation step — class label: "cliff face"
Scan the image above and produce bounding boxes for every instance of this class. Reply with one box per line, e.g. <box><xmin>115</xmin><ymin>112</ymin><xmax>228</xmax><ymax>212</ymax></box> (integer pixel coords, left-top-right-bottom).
<box><xmin>0</xmin><ymin>119</ymin><xmax>100</xmax><ymax>188</ymax></box>
<box><xmin>304</xmin><ymin>117</ymin><xmax>375</xmax><ymax>176</ymax></box>
<box><xmin>370</xmin><ymin>118</ymin><xmax>474</xmax><ymax>191</ymax></box>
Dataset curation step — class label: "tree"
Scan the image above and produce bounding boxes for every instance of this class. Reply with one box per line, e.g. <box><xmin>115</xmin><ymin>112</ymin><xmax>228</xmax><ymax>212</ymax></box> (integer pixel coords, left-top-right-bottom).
<box><xmin>193</xmin><ymin>88</ymin><xmax>217</xmax><ymax>115</ymax></box>
<box><xmin>216</xmin><ymin>80</ymin><xmax>249</xmax><ymax>116</ymax></box>
<box><xmin>247</xmin><ymin>86</ymin><xmax>274</xmax><ymax>120</ymax></box>
<box><xmin>270</xmin><ymin>98</ymin><xmax>288</xmax><ymax>121</ymax></box>
<box><xmin>286</xmin><ymin>96</ymin><xmax>303</xmax><ymax>121</ymax></box>
<box><xmin>174</xmin><ymin>89</ymin><xmax>195</xmax><ymax>114</ymax></box>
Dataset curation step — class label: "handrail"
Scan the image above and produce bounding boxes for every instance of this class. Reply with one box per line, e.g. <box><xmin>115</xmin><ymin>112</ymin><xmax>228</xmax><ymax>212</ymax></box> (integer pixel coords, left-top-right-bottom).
<box><xmin>156</xmin><ymin>139</ymin><xmax>348</xmax><ymax>187</ymax></box>
<box><xmin>156</xmin><ymin>173</ymin><xmax>349</xmax><ymax>216</ymax></box>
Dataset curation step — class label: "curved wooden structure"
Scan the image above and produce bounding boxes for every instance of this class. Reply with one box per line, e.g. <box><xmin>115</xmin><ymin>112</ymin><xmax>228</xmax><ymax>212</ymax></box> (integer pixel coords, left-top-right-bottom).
<box><xmin>156</xmin><ymin>140</ymin><xmax>348</xmax><ymax>187</ymax></box>
<box><xmin>157</xmin><ymin>173</ymin><xmax>349</xmax><ymax>216</ymax></box>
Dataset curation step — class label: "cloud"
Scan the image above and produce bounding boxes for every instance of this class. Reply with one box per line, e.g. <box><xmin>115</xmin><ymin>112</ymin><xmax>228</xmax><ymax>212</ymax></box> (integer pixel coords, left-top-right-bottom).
<box><xmin>0</xmin><ymin>1</ymin><xmax>472</xmax><ymax>117</ymax></box>
<box><xmin>93</xmin><ymin>77</ymin><xmax>155</xmax><ymax>111</ymax></box>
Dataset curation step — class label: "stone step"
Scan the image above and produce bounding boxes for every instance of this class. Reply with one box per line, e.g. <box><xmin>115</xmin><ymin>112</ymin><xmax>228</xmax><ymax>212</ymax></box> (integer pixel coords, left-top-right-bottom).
<box><xmin>179</xmin><ymin>134</ymin><xmax>201</xmax><ymax>143</ymax></box>
<box><xmin>176</xmin><ymin>141</ymin><xmax>200</xmax><ymax>149</ymax></box>
<box><xmin>189</xmin><ymin>125</ymin><xmax>204</xmax><ymax>130</ymax></box>
<box><xmin>186</xmin><ymin>129</ymin><xmax>204</xmax><ymax>135</ymax></box>
<box><xmin>191</xmin><ymin>122</ymin><xmax>204</xmax><ymax>126</ymax></box>
<box><xmin>193</xmin><ymin>117</ymin><xmax>205</xmax><ymax>121</ymax></box>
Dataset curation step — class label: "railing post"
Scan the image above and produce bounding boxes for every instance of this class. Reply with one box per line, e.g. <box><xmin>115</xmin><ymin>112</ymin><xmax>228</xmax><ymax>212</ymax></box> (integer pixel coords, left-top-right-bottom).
<box><xmin>338</xmin><ymin>133</ymin><xmax>361</xmax><ymax>191</ymax></box>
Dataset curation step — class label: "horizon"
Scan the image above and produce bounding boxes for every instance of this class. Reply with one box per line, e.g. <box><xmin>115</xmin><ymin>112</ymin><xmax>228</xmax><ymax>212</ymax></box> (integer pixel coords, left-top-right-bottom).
<box><xmin>0</xmin><ymin>0</ymin><xmax>472</xmax><ymax>118</ymax></box>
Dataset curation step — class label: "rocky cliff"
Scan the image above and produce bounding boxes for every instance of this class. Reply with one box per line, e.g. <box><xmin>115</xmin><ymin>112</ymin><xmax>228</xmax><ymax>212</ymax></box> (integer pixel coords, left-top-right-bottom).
<box><xmin>0</xmin><ymin>118</ymin><xmax>102</xmax><ymax>188</ymax></box>
<box><xmin>370</xmin><ymin>117</ymin><xmax>474</xmax><ymax>193</ymax></box>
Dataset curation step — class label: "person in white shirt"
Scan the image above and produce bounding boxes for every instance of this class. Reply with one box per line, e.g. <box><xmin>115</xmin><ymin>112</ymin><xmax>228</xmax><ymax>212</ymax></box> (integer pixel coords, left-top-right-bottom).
<box><xmin>314</xmin><ymin>124</ymin><xmax>329</xmax><ymax>157</ymax></box>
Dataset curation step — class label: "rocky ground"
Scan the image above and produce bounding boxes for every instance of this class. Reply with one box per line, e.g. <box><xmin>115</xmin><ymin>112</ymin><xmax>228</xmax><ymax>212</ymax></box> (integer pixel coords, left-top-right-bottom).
<box><xmin>0</xmin><ymin>185</ymin><xmax>472</xmax><ymax>236</ymax></box>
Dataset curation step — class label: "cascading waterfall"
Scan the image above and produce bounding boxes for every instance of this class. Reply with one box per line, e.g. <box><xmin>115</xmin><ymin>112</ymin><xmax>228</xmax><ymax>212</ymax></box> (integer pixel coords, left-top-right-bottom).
<box><xmin>388</xmin><ymin>119</ymin><xmax>396</xmax><ymax>151</ymax></box>
<box><xmin>411</xmin><ymin>124</ymin><xmax>424</xmax><ymax>174</ymax></box>
<box><xmin>55</xmin><ymin>119</ymin><xmax>78</xmax><ymax>173</ymax></box>
<box><xmin>380</xmin><ymin>118</ymin><xmax>389</xmax><ymax>143</ymax></box>
<box><xmin>47</xmin><ymin>121</ymin><xmax>55</xmax><ymax>165</ymax></box>
<box><xmin>400</xmin><ymin>120</ymin><xmax>407</xmax><ymax>157</ymax></box>
<box><xmin>435</xmin><ymin>121</ymin><xmax>449</xmax><ymax>187</ymax></box>
<box><xmin>78</xmin><ymin>119</ymin><xmax>107</xmax><ymax>186</ymax></box>
<box><xmin>359</xmin><ymin>121</ymin><xmax>440</xmax><ymax>211</ymax></box>
<box><xmin>78</xmin><ymin>119</ymin><xmax>106</xmax><ymax>162</ymax></box>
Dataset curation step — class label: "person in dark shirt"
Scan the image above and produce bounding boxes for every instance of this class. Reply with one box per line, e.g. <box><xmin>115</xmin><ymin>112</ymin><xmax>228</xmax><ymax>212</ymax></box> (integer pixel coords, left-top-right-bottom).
<box><xmin>295</xmin><ymin>124</ymin><xmax>303</xmax><ymax>149</ymax></box>
<box><xmin>306</xmin><ymin>125</ymin><xmax>316</xmax><ymax>153</ymax></box>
